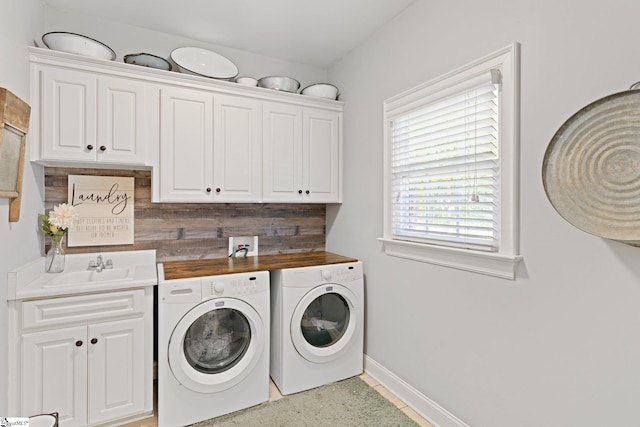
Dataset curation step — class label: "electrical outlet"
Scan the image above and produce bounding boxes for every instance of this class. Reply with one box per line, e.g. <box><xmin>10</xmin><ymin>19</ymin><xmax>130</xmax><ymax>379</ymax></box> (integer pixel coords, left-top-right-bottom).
<box><xmin>228</xmin><ymin>236</ymin><xmax>259</xmax><ymax>257</ymax></box>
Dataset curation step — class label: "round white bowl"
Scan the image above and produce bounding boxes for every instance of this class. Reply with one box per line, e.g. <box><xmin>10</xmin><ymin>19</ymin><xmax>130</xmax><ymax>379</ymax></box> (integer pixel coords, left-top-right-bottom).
<box><xmin>29</xmin><ymin>413</ymin><xmax>58</xmax><ymax>427</ymax></box>
<box><xmin>257</xmin><ymin>76</ymin><xmax>300</xmax><ymax>93</ymax></box>
<box><xmin>124</xmin><ymin>52</ymin><xmax>172</xmax><ymax>71</ymax></box>
<box><xmin>171</xmin><ymin>47</ymin><xmax>238</xmax><ymax>80</ymax></box>
<box><xmin>235</xmin><ymin>76</ymin><xmax>258</xmax><ymax>86</ymax></box>
<box><xmin>300</xmin><ymin>83</ymin><xmax>339</xmax><ymax>100</ymax></box>
<box><xmin>42</xmin><ymin>32</ymin><xmax>116</xmax><ymax>61</ymax></box>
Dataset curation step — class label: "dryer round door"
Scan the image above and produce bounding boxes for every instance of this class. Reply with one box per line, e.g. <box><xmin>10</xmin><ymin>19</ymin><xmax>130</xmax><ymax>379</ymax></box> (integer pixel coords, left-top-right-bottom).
<box><xmin>168</xmin><ymin>298</ymin><xmax>265</xmax><ymax>393</ymax></box>
<box><xmin>290</xmin><ymin>283</ymin><xmax>362</xmax><ymax>364</ymax></box>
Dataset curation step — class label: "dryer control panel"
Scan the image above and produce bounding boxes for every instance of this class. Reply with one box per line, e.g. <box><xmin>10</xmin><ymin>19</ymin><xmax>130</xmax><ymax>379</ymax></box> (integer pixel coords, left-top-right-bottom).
<box><xmin>279</xmin><ymin>262</ymin><xmax>363</xmax><ymax>288</ymax></box>
<box><xmin>201</xmin><ymin>271</ymin><xmax>269</xmax><ymax>300</ymax></box>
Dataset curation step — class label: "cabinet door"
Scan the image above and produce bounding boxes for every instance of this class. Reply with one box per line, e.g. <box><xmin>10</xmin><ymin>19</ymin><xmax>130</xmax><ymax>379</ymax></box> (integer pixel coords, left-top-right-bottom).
<box><xmin>96</xmin><ymin>76</ymin><xmax>150</xmax><ymax>164</ymax></box>
<box><xmin>213</xmin><ymin>95</ymin><xmax>263</xmax><ymax>202</ymax></box>
<box><xmin>88</xmin><ymin>317</ymin><xmax>146</xmax><ymax>425</ymax></box>
<box><xmin>262</xmin><ymin>103</ymin><xmax>303</xmax><ymax>202</ymax></box>
<box><xmin>303</xmin><ymin>109</ymin><xmax>341</xmax><ymax>202</ymax></box>
<box><xmin>40</xmin><ymin>67</ymin><xmax>97</xmax><ymax>161</ymax></box>
<box><xmin>160</xmin><ymin>86</ymin><xmax>214</xmax><ymax>201</ymax></box>
<box><xmin>22</xmin><ymin>326</ymin><xmax>88</xmax><ymax>427</ymax></box>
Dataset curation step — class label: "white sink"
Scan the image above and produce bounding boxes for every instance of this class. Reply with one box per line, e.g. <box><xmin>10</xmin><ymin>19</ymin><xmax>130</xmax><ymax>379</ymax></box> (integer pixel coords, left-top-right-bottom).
<box><xmin>44</xmin><ymin>267</ymin><xmax>135</xmax><ymax>287</ymax></box>
<box><xmin>7</xmin><ymin>250</ymin><xmax>158</xmax><ymax>300</ymax></box>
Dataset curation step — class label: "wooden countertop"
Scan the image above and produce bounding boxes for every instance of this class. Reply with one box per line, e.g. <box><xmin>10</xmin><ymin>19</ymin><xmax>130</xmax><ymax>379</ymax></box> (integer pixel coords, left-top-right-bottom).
<box><xmin>159</xmin><ymin>251</ymin><xmax>358</xmax><ymax>281</ymax></box>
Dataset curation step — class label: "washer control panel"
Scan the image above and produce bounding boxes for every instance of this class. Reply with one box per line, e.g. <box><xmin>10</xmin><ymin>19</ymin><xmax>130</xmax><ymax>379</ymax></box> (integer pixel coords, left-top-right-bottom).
<box><xmin>201</xmin><ymin>271</ymin><xmax>268</xmax><ymax>300</ymax></box>
<box><xmin>321</xmin><ymin>262</ymin><xmax>363</xmax><ymax>283</ymax></box>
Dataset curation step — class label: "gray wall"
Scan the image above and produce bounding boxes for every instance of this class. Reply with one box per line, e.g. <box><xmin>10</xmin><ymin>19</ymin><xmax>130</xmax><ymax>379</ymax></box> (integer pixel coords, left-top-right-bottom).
<box><xmin>327</xmin><ymin>1</ymin><xmax>640</xmax><ymax>426</ymax></box>
<box><xmin>0</xmin><ymin>0</ymin><xmax>45</xmax><ymax>416</ymax></box>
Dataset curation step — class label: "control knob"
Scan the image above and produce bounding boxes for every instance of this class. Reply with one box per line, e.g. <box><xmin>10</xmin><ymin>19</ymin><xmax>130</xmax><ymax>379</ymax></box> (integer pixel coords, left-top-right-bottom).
<box><xmin>214</xmin><ymin>282</ymin><xmax>225</xmax><ymax>294</ymax></box>
<box><xmin>322</xmin><ymin>270</ymin><xmax>332</xmax><ymax>281</ymax></box>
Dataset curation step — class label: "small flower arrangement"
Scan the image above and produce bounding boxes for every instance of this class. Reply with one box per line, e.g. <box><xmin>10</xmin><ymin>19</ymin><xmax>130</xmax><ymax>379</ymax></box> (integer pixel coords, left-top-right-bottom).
<box><xmin>39</xmin><ymin>203</ymin><xmax>78</xmax><ymax>273</ymax></box>
<box><xmin>39</xmin><ymin>203</ymin><xmax>78</xmax><ymax>241</ymax></box>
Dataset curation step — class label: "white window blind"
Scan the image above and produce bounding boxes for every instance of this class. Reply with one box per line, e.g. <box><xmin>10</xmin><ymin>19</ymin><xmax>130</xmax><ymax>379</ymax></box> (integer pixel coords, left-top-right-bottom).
<box><xmin>390</xmin><ymin>71</ymin><xmax>501</xmax><ymax>251</ymax></box>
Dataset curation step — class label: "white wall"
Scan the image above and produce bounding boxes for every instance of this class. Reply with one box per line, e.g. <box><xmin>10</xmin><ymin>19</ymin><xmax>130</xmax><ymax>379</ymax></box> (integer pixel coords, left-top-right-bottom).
<box><xmin>0</xmin><ymin>0</ymin><xmax>45</xmax><ymax>416</ymax></box>
<box><xmin>327</xmin><ymin>1</ymin><xmax>640</xmax><ymax>426</ymax></box>
<box><xmin>43</xmin><ymin>6</ymin><xmax>327</xmax><ymax>90</ymax></box>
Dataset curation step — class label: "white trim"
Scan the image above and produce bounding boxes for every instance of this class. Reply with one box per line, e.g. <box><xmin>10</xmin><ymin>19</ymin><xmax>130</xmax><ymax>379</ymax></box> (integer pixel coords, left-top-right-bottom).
<box><xmin>381</xmin><ymin>42</ymin><xmax>522</xmax><ymax>278</ymax></box>
<box><xmin>378</xmin><ymin>237</ymin><xmax>522</xmax><ymax>280</ymax></box>
<box><xmin>364</xmin><ymin>355</ymin><xmax>470</xmax><ymax>427</ymax></box>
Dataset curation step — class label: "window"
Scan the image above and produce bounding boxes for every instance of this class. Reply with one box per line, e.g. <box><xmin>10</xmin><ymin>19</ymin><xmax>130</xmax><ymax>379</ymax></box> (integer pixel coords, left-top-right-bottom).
<box><xmin>379</xmin><ymin>43</ymin><xmax>522</xmax><ymax>279</ymax></box>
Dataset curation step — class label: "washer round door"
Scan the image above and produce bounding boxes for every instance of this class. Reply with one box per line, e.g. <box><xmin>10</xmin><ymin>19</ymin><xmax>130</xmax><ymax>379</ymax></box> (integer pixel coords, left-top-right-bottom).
<box><xmin>168</xmin><ymin>298</ymin><xmax>265</xmax><ymax>393</ymax></box>
<box><xmin>290</xmin><ymin>283</ymin><xmax>361</xmax><ymax>363</ymax></box>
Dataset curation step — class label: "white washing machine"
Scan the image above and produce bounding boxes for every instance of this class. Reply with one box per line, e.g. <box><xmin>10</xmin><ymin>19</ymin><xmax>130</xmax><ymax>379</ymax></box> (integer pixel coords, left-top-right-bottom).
<box><xmin>270</xmin><ymin>261</ymin><xmax>364</xmax><ymax>395</ymax></box>
<box><xmin>157</xmin><ymin>270</ymin><xmax>270</xmax><ymax>427</ymax></box>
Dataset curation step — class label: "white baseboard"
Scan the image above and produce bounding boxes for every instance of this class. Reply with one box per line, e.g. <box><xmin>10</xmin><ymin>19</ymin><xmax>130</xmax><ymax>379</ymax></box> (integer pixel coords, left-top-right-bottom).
<box><xmin>364</xmin><ymin>355</ymin><xmax>470</xmax><ymax>427</ymax></box>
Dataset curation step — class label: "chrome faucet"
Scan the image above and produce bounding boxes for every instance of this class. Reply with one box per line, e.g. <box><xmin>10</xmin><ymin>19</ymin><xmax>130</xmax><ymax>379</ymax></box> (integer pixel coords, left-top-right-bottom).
<box><xmin>88</xmin><ymin>255</ymin><xmax>113</xmax><ymax>272</ymax></box>
<box><xmin>229</xmin><ymin>247</ymin><xmax>249</xmax><ymax>258</ymax></box>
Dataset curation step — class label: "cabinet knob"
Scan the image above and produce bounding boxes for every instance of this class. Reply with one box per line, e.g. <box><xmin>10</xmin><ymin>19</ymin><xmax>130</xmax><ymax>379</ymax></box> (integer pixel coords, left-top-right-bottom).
<box><xmin>99</xmin><ymin>145</ymin><xmax>106</xmax><ymax>151</ymax></box>
<box><xmin>206</xmin><ymin>187</ymin><xmax>212</xmax><ymax>193</ymax></box>
<box><xmin>305</xmin><ymin>190</ymin><xmax>310</xmax><ymax>195</ymax></box>
<box><xmin>216</xmin><ymin>188</ymin><xmax>221</xmax><ymax>193</ymax></box>
<box><xmin>298</xmin><ymin>190</ymin><xmax>303</xmax><ymax>194</ymax></box>
<box><xmin>86</xmin><ymin>145</ymin><xmax>93</xmax><ymax>151</ymax></box>
<box><xmin>75</xmin><ymin>340</ymin><xmax>83</xmax><ymax>347</ymax></box>
<box><xmin>91</xmin><ymin>338</ymin><xmax>98</xmax><ymax>344</ymax></box>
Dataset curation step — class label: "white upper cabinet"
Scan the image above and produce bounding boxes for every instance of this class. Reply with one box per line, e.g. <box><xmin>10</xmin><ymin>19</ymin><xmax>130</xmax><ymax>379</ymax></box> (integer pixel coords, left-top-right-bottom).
<box><xmin>158</xmin><ymin>91</ymin><xmax>262</xmax><ymax>202</ymax></box>
<box><xmin>29</xmin><ymin>47</ymin><xmax>342</xmax><ymax>203</ymax></box>
<box><xmin>303</xmin><ymin>108</ymin><xmax>341</xmax><ymax>203</ymax></box>
<box><xmin>212</xmin><ymin>95</ymin><xmax>263</xmax><ymax>202</ymax></box>
<box><xmin>159</xmin><ymin>86</ymin><xmax>215</xmax><ymax>202</ymax></box>
<box><xmin>263</xmin><ymin>104</ymin><xmax>341</xmax><ymax>203</ymax></box>
<box><xmin>39</xmin><ymin>67</ymin><xmax>96</xmax><ymax>162</ymax></box>
<box><xmin>263</xmin><ymin>103</ymin><xmax>303</xmax><ymax>202</ymax></box>
<box><xmin>33</xmin><ymin>65</ymin><xmax>157</xmax><ymax>167</ymax></box>
<box><xmin>97</xmin><ymin>78</ymin><xmax>154</xmax><ymax>163</ymax></box>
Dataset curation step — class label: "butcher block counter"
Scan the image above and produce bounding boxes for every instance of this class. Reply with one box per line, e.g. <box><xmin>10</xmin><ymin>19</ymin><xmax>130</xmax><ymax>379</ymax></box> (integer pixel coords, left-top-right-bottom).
<box><xmin>158</xmin><ymin>251</ymin><xmax>358</xmax><ymax>281</ymax></box>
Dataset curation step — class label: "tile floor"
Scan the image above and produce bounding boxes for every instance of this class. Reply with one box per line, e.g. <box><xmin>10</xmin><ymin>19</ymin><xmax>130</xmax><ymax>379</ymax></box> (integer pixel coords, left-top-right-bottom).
<box><xmin>122</xmin><ymin>373</ymin><xmax>435</xmax><ymax>427</ymax></box>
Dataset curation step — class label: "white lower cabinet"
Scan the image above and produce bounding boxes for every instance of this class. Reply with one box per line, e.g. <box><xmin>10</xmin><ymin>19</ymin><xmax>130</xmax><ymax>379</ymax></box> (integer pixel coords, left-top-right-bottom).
<box><xmin>11</xmin><ymin>288</ymin><xmax>153</xmax><ymax>427</ymax></box>
<box><xmin>22</xmin><ymin>326</ymin><xmax>88</xmax><ymax>426</ymax></box>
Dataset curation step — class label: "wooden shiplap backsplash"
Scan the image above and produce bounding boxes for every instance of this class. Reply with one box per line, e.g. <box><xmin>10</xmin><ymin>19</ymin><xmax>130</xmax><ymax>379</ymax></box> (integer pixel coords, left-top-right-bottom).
<box><xmin>44</xmin><ymin>168</ymin><xmax>326</xmax><ymax>263</ymax></box>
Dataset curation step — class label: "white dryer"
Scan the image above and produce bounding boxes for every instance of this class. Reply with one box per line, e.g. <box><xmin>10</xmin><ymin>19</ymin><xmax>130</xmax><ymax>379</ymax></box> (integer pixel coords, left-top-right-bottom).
<box><xmin>270</xmin><ymin>261</ymin><xmax>364</xmax><ymax>395</ymax></box>
<box><xmin>157</xmin><ymin>270</ymin><xmax>270</xmax><ymax>427</ymax></box>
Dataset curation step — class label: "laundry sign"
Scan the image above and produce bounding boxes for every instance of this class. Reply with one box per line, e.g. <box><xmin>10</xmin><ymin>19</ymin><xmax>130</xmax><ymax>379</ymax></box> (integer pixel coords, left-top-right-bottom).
<box><xmin>67</xmin><ymin>175</ymin><xmax>134</xmax><ymax>247</ymax></box>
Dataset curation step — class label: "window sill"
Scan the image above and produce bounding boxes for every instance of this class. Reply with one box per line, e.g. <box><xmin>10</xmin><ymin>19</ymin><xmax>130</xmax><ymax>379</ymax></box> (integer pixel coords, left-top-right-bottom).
<box><xmin>377</xmin><ymin>238</ymin><xmax>522</xmax><ymax>280</ymax></box>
